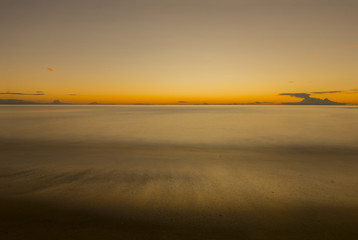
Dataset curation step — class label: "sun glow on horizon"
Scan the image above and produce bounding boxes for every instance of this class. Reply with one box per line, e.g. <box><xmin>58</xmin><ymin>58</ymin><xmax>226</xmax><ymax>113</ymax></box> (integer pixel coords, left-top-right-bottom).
<box><xmin>1</xmin><ymin>0</ymin><xmax>357</xmax><ymax>105</ymax></box>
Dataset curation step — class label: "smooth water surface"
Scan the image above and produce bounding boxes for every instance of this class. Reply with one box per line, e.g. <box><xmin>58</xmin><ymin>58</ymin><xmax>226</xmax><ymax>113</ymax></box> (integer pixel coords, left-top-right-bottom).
<box><xmin>1</xmin><ymin>105</ymin><xmax>358</xmax><ymax>239</ymax></box>
<box><xmin>1</xmin><ymin>105</ymin><xmax>357</xmax><ymax>146</ymax></box>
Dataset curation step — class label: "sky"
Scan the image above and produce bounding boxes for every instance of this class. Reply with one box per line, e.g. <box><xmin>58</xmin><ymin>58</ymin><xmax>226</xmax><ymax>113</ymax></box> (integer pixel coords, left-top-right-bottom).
<box><xmin>1</xmin><ymin>0</ymin><xmax>357</xmax><ymax>104</ymax></box>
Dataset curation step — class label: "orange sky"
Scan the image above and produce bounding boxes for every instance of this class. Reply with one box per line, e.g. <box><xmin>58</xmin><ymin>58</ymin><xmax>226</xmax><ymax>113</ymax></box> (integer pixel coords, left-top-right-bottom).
<box><xmin>1</xmin><ymin>0</ymin><xmax>357</xmax><ymax>104</ymax></box>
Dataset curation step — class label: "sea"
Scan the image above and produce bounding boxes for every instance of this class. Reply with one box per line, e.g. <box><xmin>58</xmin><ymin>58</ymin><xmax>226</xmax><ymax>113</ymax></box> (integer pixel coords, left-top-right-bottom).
<box><xmin>0</xmin><ymin>105</ymin><xmax>357</xmax><ymax>239</ymax></box>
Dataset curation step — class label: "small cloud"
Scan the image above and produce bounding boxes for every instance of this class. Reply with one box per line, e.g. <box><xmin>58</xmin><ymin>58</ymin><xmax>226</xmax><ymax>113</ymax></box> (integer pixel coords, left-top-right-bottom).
<box><xmin>0</xmin><ymin>91</ymin><xmax>45</xmax><ymax>96</ymax></box>
<box><xmin>47</xmin><ymin>67</ymin><xmax>56</xmax><ymax>72</ymax></box>
<box><xmin>206</xmin><ymin>54</ymin><xmax>216</xmax><ymax>64</ymax></box>
<box><xmin>344</xmin><ymin>89</ymin><xmax>358</xmax><ymax>94</ymax></box>
<box><xmin>311</xmin><ymin>91</ymin><xmax>342</xmax><ymax>94</ymax></box>
<box><xmin>346</xmin><ymin>44</ymin><xmax>358</xmax><ymax>48</ymax></box>
<box><xmin>279</xmin><ymin>93</ymin><xmax>311</xmax><ymax>98</ymax></box>
<box><xmin>0</xmin><ymin>99</ymin><xmax>39</xmax><ymax>104</ymax></box>
<box><xmin>68</xmin><ymin>94</ymin><xmax>77</xmax><ymax>96</ymax></box>
<box><xmin>310</xmin><ymin>90</ymin><xmax>358</xmax><ymax>95</ymax></box>
<box><xmin>309</xmin><ymin>52</ymin><xmax>322</xmax><ymax>57</ymax></box>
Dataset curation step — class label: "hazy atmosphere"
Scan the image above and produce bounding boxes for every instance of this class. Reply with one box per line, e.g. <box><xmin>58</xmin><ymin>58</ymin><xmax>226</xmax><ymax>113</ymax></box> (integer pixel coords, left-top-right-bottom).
<box><xmin>1</xmin><ymin>0</ymin><xmax>357</xmax><ymax>104</ymax></box>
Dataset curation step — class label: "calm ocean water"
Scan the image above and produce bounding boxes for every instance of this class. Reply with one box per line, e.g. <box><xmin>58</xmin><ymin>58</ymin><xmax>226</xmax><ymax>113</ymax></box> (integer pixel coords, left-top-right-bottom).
<box><xmin>1</xmin><ymin>105</ymin><xmax>358</xmax><ymax>239</ymax></box>
<box><xmin>1</xmin><ymin>105</ymin><xmax>357</xmax><ymax>147</ymax></box>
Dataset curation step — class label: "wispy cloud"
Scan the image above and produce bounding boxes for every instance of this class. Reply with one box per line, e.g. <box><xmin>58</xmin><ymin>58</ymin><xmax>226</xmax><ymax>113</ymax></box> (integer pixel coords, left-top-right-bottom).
<box><xmin>0</xmin><ymin>91</ymin><xmax>45</xmax><ymax>96</ymax></box>
<box><xmin>47</xmin><ymin>67</ymin><xmax>56</xmax><ymax>72</ymax></box>
<box><xmin>281</xmin><ymin>90</ymin><xmax>358</xmax><ymax>96</ymax></box>
<box><xmin>311</xmin><ymin>91</ymin><xmax>343</xmax><ymax>94</ymax></box>
<box><xmin>0</xmin><ymin>99</ymin><xmax>39</xmax><ymax>104</ymax></box>
<box><xmin>310</xmin><ymin>90</ymin><xmax>358</xmax><ymax>95</ymax></box>
<box><xmin>279</xmin><ymin>93</ymin><xmax>310</xmax><ymax>98</ymax></box>
<box><xmin>309</xmin><ymin>52</ymin><xmax>322</xmax><ymax>57</ymax></box>
<box><xmin>344</xmin><ymin>89</ymin><xmax>358</xmax><ymax>94</ymax></box>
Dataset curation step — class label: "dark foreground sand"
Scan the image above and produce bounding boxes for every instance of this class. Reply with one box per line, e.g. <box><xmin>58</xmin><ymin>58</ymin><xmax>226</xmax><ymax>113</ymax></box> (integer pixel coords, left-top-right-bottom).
<box><xmin>1</xmin><ymin>140</ymin><xmax>358</xmax><ymax>239</ymax></box>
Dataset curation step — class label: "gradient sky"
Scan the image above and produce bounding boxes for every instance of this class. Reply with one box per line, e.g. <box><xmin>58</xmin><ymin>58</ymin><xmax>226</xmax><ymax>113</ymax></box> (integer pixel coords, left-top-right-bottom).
<box><xmin>1</xmin><ymin>0</ymin><xmax>357</xmax><ymax>104</ymax></box>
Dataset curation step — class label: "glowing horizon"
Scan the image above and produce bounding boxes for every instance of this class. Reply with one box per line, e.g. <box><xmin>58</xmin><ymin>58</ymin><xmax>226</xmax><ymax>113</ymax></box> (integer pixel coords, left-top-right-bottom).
<box><xmin>1</xmin><ymin>0</ymin><xmax>357</xmax><ymax>105</ymax></box>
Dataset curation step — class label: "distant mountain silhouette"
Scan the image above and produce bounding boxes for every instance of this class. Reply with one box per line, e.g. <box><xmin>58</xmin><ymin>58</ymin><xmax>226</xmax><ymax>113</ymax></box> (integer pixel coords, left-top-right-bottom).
<box><xmin>51</xmin><ymin>100</ymin><xmax>71</xmax><ymax>105</ymax></box>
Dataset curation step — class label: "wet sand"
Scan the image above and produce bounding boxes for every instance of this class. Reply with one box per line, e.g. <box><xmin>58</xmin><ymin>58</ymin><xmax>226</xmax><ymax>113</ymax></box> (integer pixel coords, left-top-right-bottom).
<box><xmin>1</xmin><ymin>140</ymin><xmax>358</xmax><ymax>239</ymax></box>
